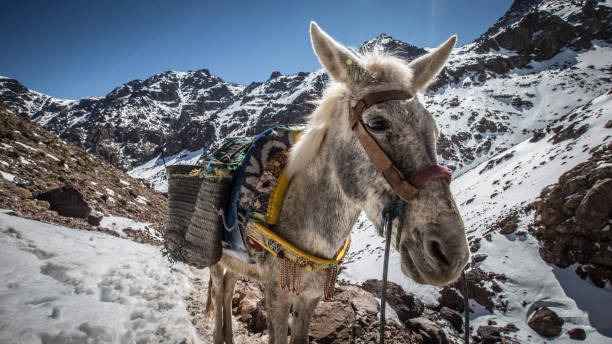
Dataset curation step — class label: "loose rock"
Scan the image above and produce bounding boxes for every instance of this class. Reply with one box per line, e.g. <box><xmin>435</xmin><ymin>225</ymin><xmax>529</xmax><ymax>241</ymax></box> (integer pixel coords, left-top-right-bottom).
<box><xmin>527</xmin><ymin>307</ymin><xmax>564</xmax><ymax>338</ymax></box>
<box><xmin>568</xmin><ymin>328</ymin><xmax>586</xmax><ymax>340</ymax></box>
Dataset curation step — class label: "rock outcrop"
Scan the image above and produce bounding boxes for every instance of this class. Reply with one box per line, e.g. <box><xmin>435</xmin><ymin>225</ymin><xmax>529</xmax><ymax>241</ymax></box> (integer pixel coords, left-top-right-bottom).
<box><xmin>534</xmin><ymin>143</ymin><xmax>612</xmax><ymax>287</ymax></box>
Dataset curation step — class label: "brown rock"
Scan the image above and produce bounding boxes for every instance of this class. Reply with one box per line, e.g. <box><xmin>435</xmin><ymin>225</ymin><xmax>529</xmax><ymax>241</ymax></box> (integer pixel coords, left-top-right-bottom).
<box><xmin>407</xmin><ymin>317</ymin><xmax>450</xmax><ymax>344</ymax></box>
<box><xmin>231</xmin><ymin>281</ymin><xmax>267</xmax><ymax>333</ymax></box>
<box><xmin>528</xmin><ymin>307</ymin><xmax>564</xmax><ymax>338</ymax></box>
<box><xmin>440</xmin><ymin>306</ymin><xmax>463</xmax><ymax>332</ymax></box>
<box><xmin>362</xmin><ymin>279</ymin><xmax>424</xmax><ymax>322</ymax></box>
<box><xmin>87</xmin><ymin>211</ymin><xmax>103</xmax><ymax>226</ymax></box>
<box><xmin>335</xmin><ymin>285</ymin><xmax>379</xmax><ymax>316</ymax></box>
<box><xmin>36</xmin><ymin>185</ymin><xmax>91</xmax><ymax>219</ymax></box>
<box><xmin>476</xmin><ymin>325</ymin><xmax>502</xmax><ymax>344</ymax></box>
<box><xmin>472</xmin><ymin>254</ymin><xmax>488</xmax><ymax>264</ymax></box>
<box><xmin>534</xmin><ymin>145</ymin><xmax>612</xmax><ymax>286</ymax></box>
<box><xmin>576</xmin><ymin>178</ymin><xmax>612</xmax><ymax>231</ymax></box>
<box><xmin>568</xmin><ymin>328</ymin><xmax>586</xmax><ymax>340</ymax></box>
<box><xmin>310</xmin><ymin>301</ymin><xmax>355</xmax><ymax>344</ymax></box>
<box><xmin>451</xmin><ymin>267</ymin><xmax>496</xmax><ymax>313</ymax></box>
<box><xmin>499</xmin><ymin>222</ymin><xmax>517</xmax><ymax>234</ymax></box>
<box><xmin>438</xmin><ymin>287</ymin><xmax>464</xmax><ymax>313</ymax></box>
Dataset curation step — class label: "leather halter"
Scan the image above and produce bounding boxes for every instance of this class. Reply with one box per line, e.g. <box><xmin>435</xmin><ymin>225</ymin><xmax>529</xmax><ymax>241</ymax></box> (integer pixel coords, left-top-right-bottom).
<box><xmin>348</xmin><ymin>90</ymin><xmax>452</xmax><ymax>202</ymax></box>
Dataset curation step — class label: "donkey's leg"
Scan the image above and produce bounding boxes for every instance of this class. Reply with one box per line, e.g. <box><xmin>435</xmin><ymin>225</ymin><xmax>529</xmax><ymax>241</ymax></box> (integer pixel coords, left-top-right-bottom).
<box><xmin>222</xmin><ymin>271</ymin><xmax>238</xmax><ymax>343</ymax></box>
<box><xmin>290</xmin><ymin>296</ymin><xmax>320</xmax><ymax>344</ymax></box>
<box><xmin>265</xmin><ymin>283</ymin><xmax>292</xmax><ymax>344</ymax></box>
<box><xmin>210</xmin><ymin>264</ymin><xmax>225</xmax><ymax>344</ymax></box>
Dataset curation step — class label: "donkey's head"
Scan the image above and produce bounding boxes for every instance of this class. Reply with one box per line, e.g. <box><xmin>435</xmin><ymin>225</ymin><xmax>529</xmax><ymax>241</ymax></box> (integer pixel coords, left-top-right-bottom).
<box><xmin>298</xmin><ymin>22</ymin><xmax>469</xmax><ymax>286</ymax></box>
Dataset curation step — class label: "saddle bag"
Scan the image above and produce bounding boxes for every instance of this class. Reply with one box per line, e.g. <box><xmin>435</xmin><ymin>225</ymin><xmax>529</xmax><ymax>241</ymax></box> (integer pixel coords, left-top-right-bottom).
<box><xmin>164</xmin><ymin>138</ymin><xmax>252</xmax><ymax>268</ymax></box>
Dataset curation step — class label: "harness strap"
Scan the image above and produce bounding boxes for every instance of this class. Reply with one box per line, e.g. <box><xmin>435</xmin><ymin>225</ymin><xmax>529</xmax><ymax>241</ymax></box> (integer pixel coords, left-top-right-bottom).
<box><xmin>349</xmin><ymin>90</ymin><xmax>456</xmax><ymax>344</ymax></box>
<box><xmin>353</xmin><ymin>120</ymin><xmax>419</xmax><ymax>201</ymax></box>
<box><xmin>349</xmin><ymin>90</ymin><xmax>452</xmax><ymax>202</ymax></box>
<box><xmin>348</xmin><ymin>90</ymin><xmax>415</xmax><ymax>127</ymax></box>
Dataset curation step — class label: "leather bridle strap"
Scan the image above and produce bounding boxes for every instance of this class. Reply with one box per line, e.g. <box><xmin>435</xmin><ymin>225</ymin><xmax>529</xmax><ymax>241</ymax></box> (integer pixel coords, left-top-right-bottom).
<box><xmin>349</xmin><ymin>90</ymin><xmax>451</xmax><ymax>202</ymax></box>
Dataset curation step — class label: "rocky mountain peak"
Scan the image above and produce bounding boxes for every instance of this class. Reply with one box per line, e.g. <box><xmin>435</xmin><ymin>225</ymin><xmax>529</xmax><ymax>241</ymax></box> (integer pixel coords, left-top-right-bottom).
<box><xmin>359</xmin><ymin>33</ymin><xmax>427</xmax><ymax>61</ymax></box>
<box><xmin>474</xmin><ymin>0</ymin><xmax>611</xmax><ymax>58</ymax></box>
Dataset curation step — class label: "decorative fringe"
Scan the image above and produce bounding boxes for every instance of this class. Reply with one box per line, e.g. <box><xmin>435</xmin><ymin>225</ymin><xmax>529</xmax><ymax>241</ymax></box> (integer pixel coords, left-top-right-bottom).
<box><xmin>324</xmin><ymin>264</ymin><xmax>340</xmax><ymax>302</ymax></box>
<box><xmin>280</xmin><ymin>258</ymin><xmax>339</xmax><ymax>301</ymax></box>
<box><xmin>279</xmin><ymin>258</ymin><xmax>303</xmax><ymax>295</ymax></box>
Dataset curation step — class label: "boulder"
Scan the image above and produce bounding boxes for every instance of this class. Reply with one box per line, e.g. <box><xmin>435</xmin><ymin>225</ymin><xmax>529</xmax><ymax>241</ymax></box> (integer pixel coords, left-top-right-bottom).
<box><xmin>440</xmin><ymin>307</ymin><xmax>463</xmax><ymax>332</ymax></box>
<box><xmin>36</xmin><ymin>185</ymin><xmax>91</xmax><ymax>218</ymax></box>
<box><xmin>528</xmin><ymin>307</ymin><xmax>564</xmax><ymax>338</ymax></box>
<box><xmin>309</xmin><ymin>300</ymin><xmax>355</xmax><ymax>344</ymax></box>
<box><xmin>335</xmin><ymin>285</ymin><xmax>379</xmax><ymax>316</ymax></box>
<box><xmin>87</xmin><ymin>210</ymin><xmax>103</xmax><ymax>226</ymax></box>
<box><xmin>476</xmin><ymin>325</ymin><xmax>502</xmax><ymax>344</ymax></box>
<box><xmin>406</xmin><ymin>317</ymin><xmax>450</xmax><ymax>344</ymax></box>
<box><xmin>361</xmin><ymin>279</ymin><xmax>424</xmax><ymax>322</ymax></box>
<box><xmin>438</xmin><ymin>287</ymin><xmax>464</xmax><ymax>313</ymax></box>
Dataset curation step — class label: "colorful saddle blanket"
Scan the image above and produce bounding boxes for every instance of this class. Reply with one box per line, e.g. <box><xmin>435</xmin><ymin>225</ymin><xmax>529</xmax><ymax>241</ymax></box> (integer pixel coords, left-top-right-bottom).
<box><xmin>221</xmin><ymin>125</ymin><xmax>304</xmax><ymax>263</ymax></box>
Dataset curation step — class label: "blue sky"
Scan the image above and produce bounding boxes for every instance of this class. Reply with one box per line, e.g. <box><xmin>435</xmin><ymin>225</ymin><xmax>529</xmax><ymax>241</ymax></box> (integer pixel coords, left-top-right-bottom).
<box><xmin>0</xmin><ymin>0</ymin><xmax>513</xmax><ymax>99</ymax></box>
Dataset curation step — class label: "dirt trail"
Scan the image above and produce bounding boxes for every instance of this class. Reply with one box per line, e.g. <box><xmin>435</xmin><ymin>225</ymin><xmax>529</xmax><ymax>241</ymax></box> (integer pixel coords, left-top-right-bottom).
<box><xmin>185</xmin><ymin>268</ymin><xmax>269</xmax><ymax>344</ymax></box>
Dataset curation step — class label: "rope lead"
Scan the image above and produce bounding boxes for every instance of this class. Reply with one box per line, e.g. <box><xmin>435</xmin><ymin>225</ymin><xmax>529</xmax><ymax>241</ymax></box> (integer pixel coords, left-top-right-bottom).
<box><xmin>378</xmin><ymin>195</ymin><xmax>469</xmax><ymax>344</ymax></box>
<box><xmin>462</xmin><ymin>270</ymin><xmax>470</xmax><ymax>344</ymax></box>
<box><xmin>379</xmin><ymin>195</ymin><xmax>405</xmax><ymax>344</ymax></box>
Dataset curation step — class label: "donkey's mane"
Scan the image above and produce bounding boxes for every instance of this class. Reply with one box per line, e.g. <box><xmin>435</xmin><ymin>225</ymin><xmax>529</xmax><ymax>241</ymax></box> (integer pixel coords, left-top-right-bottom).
<box><xmin>286</xmin><ymin>49</ymin><xmax>415</xmax><ymax>176</ymax></box>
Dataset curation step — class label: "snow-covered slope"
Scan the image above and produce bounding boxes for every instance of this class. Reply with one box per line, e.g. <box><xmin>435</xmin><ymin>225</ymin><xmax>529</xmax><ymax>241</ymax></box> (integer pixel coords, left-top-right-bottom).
<box><xmin>429</xmin><ymin>41</ymin><xmax>612</xmax><ymax>176</ymax></box>
<box><xmin>1</xmin><ymin>0</ymin><xmax>611</xmax><ymax>342</ymax></box>
<box><xmin>0</xmin><ymin>210</ymin><xmax>199</xmax><ymax>343</ymax></box>
<box><xmin>344</xmin><ymin>91</ymin><xmax>612</xmax><ymax>342</ymax></box>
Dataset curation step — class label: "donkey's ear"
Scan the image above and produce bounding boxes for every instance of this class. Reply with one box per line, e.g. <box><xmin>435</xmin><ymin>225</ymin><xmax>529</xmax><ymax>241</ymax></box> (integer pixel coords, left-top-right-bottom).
<box><xmin>310</xmin><ymin>22</ymin><xmax>365</xmax><ymax>84</ymax></box>
<box><xmin>408</xmin><ymin>35</ymin><xmax>456</xmax><ymax>92</ymax></box>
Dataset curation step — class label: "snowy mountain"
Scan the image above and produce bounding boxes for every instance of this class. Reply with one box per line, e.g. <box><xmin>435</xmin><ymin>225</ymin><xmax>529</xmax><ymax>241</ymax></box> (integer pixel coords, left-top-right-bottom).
<box><xmin>0</xmin><ymin>68</ymin><xmax>327</xmax><ymax>172</ymax></box>
<box><xmin>4</xmin><ymin>0</ymin><xmax>608</xmax><ymax>190</ymax></box>
<box><xmin>1</xmin><ymin>0</ymin><xmax>611</xmax><ymax>342</ymax></box>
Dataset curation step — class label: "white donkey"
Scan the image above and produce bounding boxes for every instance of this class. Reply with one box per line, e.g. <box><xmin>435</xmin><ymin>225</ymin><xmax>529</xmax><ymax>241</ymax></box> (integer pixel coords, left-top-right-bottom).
<box><xmin>206</xmin><ymin>22</ymin><xmax>469</xmax><ymax>344</ymax></box>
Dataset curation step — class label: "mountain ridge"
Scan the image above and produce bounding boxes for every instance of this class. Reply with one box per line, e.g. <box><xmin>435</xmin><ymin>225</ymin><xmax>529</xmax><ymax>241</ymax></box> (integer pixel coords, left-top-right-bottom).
<box><xmin>1</xmin><ymin>1</ymin><xmax>610</xmax><ymax>178</ymax></box>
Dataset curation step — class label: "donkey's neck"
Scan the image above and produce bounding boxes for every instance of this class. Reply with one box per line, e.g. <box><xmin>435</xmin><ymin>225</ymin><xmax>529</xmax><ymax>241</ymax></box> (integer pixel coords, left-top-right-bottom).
<box><xmin>275</xmin><ymin>138</ymin><xmax>360</xmax><ymax>260</ymax></box>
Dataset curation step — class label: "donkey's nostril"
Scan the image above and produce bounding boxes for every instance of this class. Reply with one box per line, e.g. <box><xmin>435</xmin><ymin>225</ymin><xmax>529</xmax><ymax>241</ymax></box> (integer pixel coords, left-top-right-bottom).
<box><xmin>429</xmin><ymin>241</ymin><xmax>450</xmax><ymax>266</ymax></box>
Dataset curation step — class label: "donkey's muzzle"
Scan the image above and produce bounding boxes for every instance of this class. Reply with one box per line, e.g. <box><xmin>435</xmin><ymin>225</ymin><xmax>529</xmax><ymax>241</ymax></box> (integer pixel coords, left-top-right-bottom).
<box><xmin>406</xmin><ymin>224</ymin><xmax>469</xmax><ymax>286</ymax></box>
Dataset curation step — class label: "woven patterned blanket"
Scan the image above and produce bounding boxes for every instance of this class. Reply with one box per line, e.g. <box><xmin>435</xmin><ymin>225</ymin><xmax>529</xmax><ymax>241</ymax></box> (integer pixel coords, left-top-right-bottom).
<box><xmin>222</xmin><ymin>125</ymin><xmax>303</xmax><ymax>263</ymax></box>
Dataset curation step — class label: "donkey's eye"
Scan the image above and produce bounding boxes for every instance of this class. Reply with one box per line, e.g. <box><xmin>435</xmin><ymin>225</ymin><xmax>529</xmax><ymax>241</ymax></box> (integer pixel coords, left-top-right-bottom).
<box><xmin>365</xmin><ymin>117</ymin><xmax>390</xmax><ymax>131</ymax></box>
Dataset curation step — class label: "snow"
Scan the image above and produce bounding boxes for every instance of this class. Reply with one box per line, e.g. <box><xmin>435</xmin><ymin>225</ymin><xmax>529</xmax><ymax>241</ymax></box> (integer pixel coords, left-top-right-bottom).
<box><xmin>46</xmin><ymin>152</ymin><xmax>60</xmax><ymax>161</ymax></box>
<box><xmin>15</xmin><ymin>141</ymin><xmax>38</xmax><ymax>152</ymax></box>
<box><xmin>128</xmin><ymin>148</ymin><xmax>204</xmax><ymax>193</ymax></box>
<box><xmin>1</xmin><ymin>170</ymin><xmax>16</xmax><ymax>182</ymax></box>
<box><xmin>100</xmin><ymin>215</ymin><xmax>161</xmax><ymax>240</ymax></box>
<box><xmin>1</xmin><ymin>2</ymin><xmax>611</xmax><ymax>341</ymax></box>
<box><xmin>343</xmin><ymin>92</ymin><xmax>612</xmax><ymax>342</ymax></box>
<box><xmin>0</xmin><ymin>211</ymin><xmax>200</xmax><ymax>344</ymax></box>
